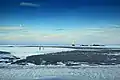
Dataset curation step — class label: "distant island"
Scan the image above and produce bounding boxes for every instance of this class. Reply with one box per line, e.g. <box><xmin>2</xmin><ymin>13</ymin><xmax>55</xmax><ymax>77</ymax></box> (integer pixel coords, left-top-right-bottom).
<box><xmin>90</xmin><ymin>44</ymin><xmax>105</xmax><ymax>46</ymax></box>
<box><xmin>80</xmin><ymin>44</ymin><xmax>105</xmax><ymax>46</ymax></box>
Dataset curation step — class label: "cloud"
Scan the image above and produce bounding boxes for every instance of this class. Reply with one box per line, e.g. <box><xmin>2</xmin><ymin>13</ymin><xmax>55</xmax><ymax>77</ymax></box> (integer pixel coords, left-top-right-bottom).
<box><xmin>20</xmin><ymin>2</ymin><xmax>40</xmax><ymax>7</ymax></box>
<box><xmin>0</xmin><ymin>26</ymin><xmax>26</xmax><ymax>35</ymax></box>
<box><xmin>55</xmin><ymin>29</ymin><xmax>65</xmax><ymax>31</ymax></box>
<box><xmin>0</xmin><ymin>26</ymin><xmax>23</xmax><ymax>31</ymax></box>
<box><xmin>0</xmin><ymin>25</ymin><xmax>120</xmax><ymax>45</ymax></box>
<box><xmin>109</xmin><ymin>24</ymin><xmax>120</xmax><ymax>28</ymax></box>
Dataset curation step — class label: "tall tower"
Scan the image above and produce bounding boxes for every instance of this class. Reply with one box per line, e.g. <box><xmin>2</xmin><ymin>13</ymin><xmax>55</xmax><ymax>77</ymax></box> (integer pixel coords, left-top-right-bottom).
<box><xmin>72</xmin><ymin>40</ymin><xmax>75</xmax><ymax>46</ymax></box>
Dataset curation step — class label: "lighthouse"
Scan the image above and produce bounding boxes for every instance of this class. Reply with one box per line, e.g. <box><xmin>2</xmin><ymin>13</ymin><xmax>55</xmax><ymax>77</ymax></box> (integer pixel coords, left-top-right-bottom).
<box><xmin>72</xmin><ymin>40</ymin><xmax>75</xmax><ymax>46</ymax></box>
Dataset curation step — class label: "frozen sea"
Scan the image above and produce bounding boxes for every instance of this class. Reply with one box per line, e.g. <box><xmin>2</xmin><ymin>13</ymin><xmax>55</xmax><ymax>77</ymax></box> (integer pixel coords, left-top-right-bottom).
<box><xmin>0</xmin><ymin>44</ymin><xmax>120</xmax><ymax>58</ymax></box>
<box><xmin>0</xmin><ymin>46</ymin><xmax>77</xmax><ymax>58</ymax></box>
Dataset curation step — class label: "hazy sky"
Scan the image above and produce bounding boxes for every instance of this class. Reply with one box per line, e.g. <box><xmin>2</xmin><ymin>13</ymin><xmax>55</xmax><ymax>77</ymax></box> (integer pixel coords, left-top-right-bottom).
<box><xmin>0</xmin><ymin>0</ymin><xmax>120</xmax><ymax>45</ymax></box>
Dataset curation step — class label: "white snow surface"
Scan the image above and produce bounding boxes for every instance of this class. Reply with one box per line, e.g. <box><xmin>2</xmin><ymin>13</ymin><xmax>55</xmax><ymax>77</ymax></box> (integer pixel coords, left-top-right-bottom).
<box><xmin>0</xmin><ymin>53</ymin><xmax>15</xmax><ymax>59</ymax></box>
<box><xmin>0</xmin><ymin>47</ymin><xmax>76</xmax><ymax>58</ymax></box>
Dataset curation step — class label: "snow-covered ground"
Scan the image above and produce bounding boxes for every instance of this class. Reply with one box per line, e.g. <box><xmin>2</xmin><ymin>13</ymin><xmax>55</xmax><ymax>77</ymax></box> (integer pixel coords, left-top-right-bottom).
<box><xmin>0</xmin><ymin>53</ymin><xmax>15</xmax><ymax>59</ymax></box>
<box><xmin>0</xmin><ymin>65</ymin><xmax>120</xmax><ymax>80</ymax></box>
<box><xmin>0</xmin><ymin>47</ymin><xmax>76</xmax><ymax>58</ymax></box>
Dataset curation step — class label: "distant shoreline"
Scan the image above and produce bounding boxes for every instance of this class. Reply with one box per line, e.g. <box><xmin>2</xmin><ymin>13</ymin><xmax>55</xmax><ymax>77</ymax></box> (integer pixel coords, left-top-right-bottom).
<box><xmin>0</xmin><ymin>45</ymin><xmax>120</xmax><ymax>50</ymax></box>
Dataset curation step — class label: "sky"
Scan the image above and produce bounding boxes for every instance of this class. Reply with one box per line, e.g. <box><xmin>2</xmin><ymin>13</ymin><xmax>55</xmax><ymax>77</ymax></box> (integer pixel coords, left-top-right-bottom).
<box><xmin>0</xmin><ymin>0</ymin><xmax>120</xmax><ymax>45</ymax></box>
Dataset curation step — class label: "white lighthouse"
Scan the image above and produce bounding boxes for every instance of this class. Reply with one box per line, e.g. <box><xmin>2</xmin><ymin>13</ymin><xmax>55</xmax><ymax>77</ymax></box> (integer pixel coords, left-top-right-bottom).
<box><xmin>72</xmin><ymin>40</ymin><xmax>75</xmax><ymax>46</ymax></box>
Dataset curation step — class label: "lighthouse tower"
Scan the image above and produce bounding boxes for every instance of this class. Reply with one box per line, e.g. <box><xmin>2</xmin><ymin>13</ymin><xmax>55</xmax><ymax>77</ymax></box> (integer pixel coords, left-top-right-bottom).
<box><xmin>72</xmin><ymin>40</ymin><xmax>75</xmax><ymax>46</ymax></box>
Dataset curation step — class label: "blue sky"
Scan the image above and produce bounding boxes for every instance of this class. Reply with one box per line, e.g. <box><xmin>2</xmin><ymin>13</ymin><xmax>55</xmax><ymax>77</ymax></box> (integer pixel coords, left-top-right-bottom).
<box><xmin>0</xmin><ymin>0</ymin><xmax>120</xmax><ymax>45</ymax></box>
